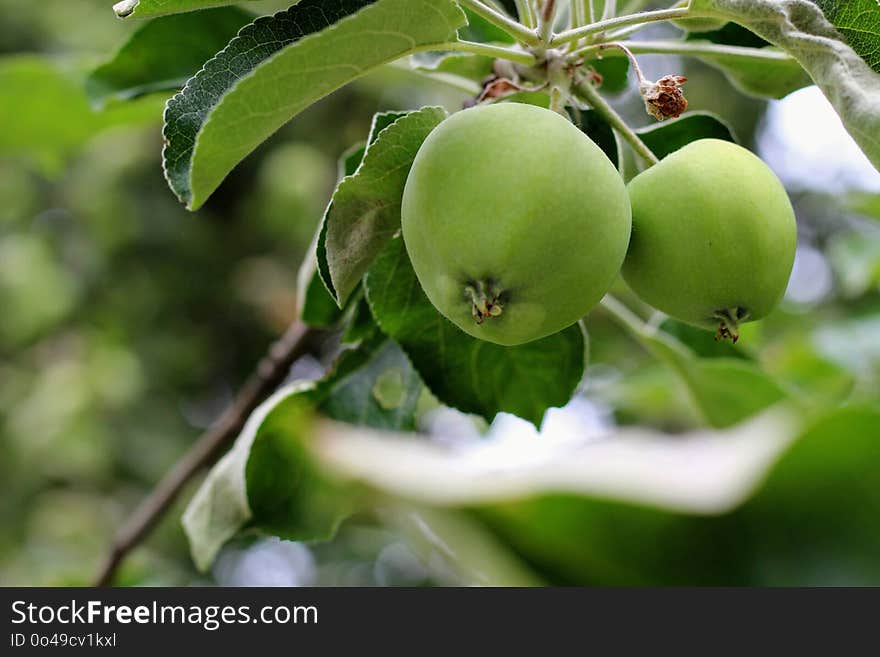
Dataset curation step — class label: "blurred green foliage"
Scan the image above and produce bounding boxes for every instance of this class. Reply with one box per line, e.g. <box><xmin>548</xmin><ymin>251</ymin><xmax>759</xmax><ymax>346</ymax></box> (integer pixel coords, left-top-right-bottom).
<box><xmin>0</xmin><ymin>0</ymin><xmax>470</xmax><ymax>585</ymax></box>
<box><xmin>0</xmin><ymin>0</ymin><xmax>878</xmax><ymax>586</ymax></box>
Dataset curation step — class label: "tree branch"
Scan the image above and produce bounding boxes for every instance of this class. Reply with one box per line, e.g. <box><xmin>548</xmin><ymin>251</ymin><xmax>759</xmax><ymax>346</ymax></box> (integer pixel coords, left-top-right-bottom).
<box><xmin>92</xmin><ymin>319</ymin><xmax>322</xmax><ymax>586</ymax></box>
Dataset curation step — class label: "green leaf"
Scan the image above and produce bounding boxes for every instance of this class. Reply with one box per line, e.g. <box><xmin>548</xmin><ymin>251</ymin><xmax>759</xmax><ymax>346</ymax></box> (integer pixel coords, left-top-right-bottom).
<box><xmin>458</xmin><ymin>7</ymin><xmax>515</xmax><ymax>44</ymax></box>
<box><xmin>112</xmin><ymin>0</ymin><xmax>260</xmax><ymax>19</ymax></box>
<box><xmin>569</xmin><ymin>107</ymin><xmax>620</xmax><ymax>169</ymax></box>
<box><xmin>844</xmin><ymin>192</ymin><xmax>880</xmax><ymax>222</ymax></box>
<box><xmin>297</xmin><ymin>258</ymin><xmax>343</xmax><ymax>327</ymax></box>
<box><xmin>163</xmin><ymin>0</ymin><xmax>373</xmax><ymax>208</ymax></box>
<box><xmin>479</xmin><ymin>413</ymin><xmax>880</xmax><ymax>586</ymax></box>
<box><xmin>183</xmin><ymin>337</ymin><xmax>422</xmax><ymax>570</ymax></box>
<box><xmin>317</xmin><ymin>336</ymin><xmax>423</xmax><ymax>430</ymax></box>
<box><xmin>635</xmin><ymin>111</ymin><xmax>736</xmax><ymax>159</ymax></box>
<box><xmin>603</xmin><ymin>299</ymin><xmax>787</xmax><ymax>428</ymax></box>
<box><xmin>826</xmin><ymin>229</ymin><xmax>880</xmax><ymax>298</ymax></box>
<box><xmin>750</xmin><ymin>406</ymin><xmax>880</xmax><ymax>520</ymax></box>
<box><xmin>341</xmin><ymin>296</ymin><xmax>379</xmax><ymax>344</ymax></box>
<box><xmin>164</xmin><ymin>0</ymin><xmax>466</xmax><ymax>209</ymax></box>
<box><xmin>242</xmin><ymin>393</ymin><xmax>348</xmax><ymax>547</ymax></box>
<box><xmin>0</xmin><ymin>56</ymin><xmax>162</xmax><ymax>174</ymax></box>
<box><xmin>587</xmin><ymin>56</ymin><xmax>630</xmax><ymax>94</ymax></box>
<box><xmin>686</xmin><ymin>21</ymin><xmax>769</xmax><ymax>48</ymax></box>
<box><xmin>678</xmin><ymin>358</ymin><xmax>789</xmax><ymax>428</ymax></box>
<box><xmin>325</xmin><ymin>107</ymin><xmax>447</xmax><ymax>306</ymax></box>
<box><xmin>314</xmin><ymin>410</ymin><xmax>799</xmax><ymax>584</ymax></box>
<box><xmin>300</xmin><ymin>107</ymin><xmax>410</xmax><ymax>326</ymax></box>
<box><xmin>365</xmin><ymin>237</ymin><xmax>586</xmax><ymax>427</ymax></box>
<box><xmin>310</xmin><ymin>406</ymin><xmax>800</xmax><ymax>515</ymax></box>
<box><xmin>410</xmin><ymin>51</ymin><xmax>495</xmax><ymax>84</ymax></box>
<box><xmin>246</xmin><ymin>338</ymin><xmax>422</xmax><ymax>543</ymax></box>
<box><xmin>298</xmin><ymin>141</ymin><xmax>368</xmax><ymax>327</ymax></box>
<box><xmin>182</xmin><ymin>382</ymin><xmax>315</xmax><ymax>571</ymax></box>
<box><xmin>386</xmin><ymin>504</ymin><xmax>544</xmax><ymax>585</ymax></box>
<box><xmin>763</xmin><ymin>336</ymin><xmax>855</xmax><ymax>405</ymax></box>
<box><xmin>307</xmin><ymin>111</ymin><xmax>407</xmax><ymax>314</ymax></box>
<box><xmin>691</xmin><ymin>0</ymin><xmax>880</xmax><ymax>171</ymax></box>
<box><xmin>811</xmin><ymin>0</ymin><xmax>880</xmax><ymax>73</ymax></box>
<box><xmin>87</xmin><ymin>7</ymin><xmax>253</xmax><ymax>106</ymax></box>
<box><xmin>658</xmin><ymin>318</ymin><xmax>749</xmax><ymax>360</ymax></box>
<box><xmin>313</xmin><ymin>405</ymin><xmax>880</xmax><ymax>584</ymax></box>
<box><xmin>643</xmin><ymin>328</ymin><xmax>788</xmax><ymax>428</ymax></box>
<box><xmin>686</xmin><ymin>42</ymin><xmax>811</xmax><ymax>98</ymax></box>
<box><xmin>315</xmin><ymin>141</ymin><xmax>373</xmax><ymax>300</ymax></box>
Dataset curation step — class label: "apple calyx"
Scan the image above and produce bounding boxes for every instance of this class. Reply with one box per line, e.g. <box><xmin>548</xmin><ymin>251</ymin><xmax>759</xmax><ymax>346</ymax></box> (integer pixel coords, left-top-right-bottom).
<box><xmin>466</xmin><ymin>279</ymin><xmax>506</xmax><ymax>324</ymax></box>
<box><xmin>713</xmin><ymin>307</ymin><xmax>750</xmax><ymax>343</ymax></box>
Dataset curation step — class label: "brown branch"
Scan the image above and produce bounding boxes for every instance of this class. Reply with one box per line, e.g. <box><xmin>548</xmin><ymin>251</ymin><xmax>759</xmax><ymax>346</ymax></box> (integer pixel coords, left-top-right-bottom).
<box><xmin>92</xmin><ymin>319</ymin><xmax>322</xmax><ymax>586</ymax></box>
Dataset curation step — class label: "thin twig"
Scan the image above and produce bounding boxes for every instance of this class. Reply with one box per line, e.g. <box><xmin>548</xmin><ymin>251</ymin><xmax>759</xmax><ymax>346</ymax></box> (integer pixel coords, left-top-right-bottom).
<box><xmin>550</xmin><ymin>6</ymin><xmax>696</xmax><ymax>46</ymax></box>
<box><xmin>572</xmin><ymin>79</ymin><xmax>659</xmax><ymax>166</ymax></box>
<box><xmin>456</xmin><ymin>0</ymin><xmax>541</xmax><ymax>45</ymax></box>
<box><xmin>570</xmin><ymin>0</ymin><xmax>585</xmax><ymax>29</ymax></box>
<box><xmin>614</xmin><ymin>39</ymin><xmax>795</xmax><ymax>61</ymax></box>
<box><xmin>567</xmin><ymin>0</ymin><xmax>587</xmax><ymax>52</ymax></box>
<box><xmin>92</xmin><ymin>320</ymin><xmax>321</xmax><ymax>586</ymax></box>
<box><xmin>602</xmin><ymin>0</ymin><xmax>618</xmax><ymax>21</ymax></box>
<box><xmin>538</xmin><ymin>0</ymin><xmax>558</xmax><ymax>44</ymax></box>
<box><xmin>599</xmin><ymin>42</ymin><xmax>649</xmax><ymax>86</ymax></box>
<box><xmin>569</xmin><ymin>39</ymin><xmax>796</xmax><ymax>64</ymax></box>
<box><xmin>600</xmin><ymin>294</ymin><xmax>651</xmax><ymax>338</ymax></box>
<box><xmin>430</xmin><ymin>40</ymin><xmax>538</xmax><ymax>66</ymax></box>
<box><xmin>514</xmin><ymin>0</ymin><xmax>536</xmax><ymax>27</ymax></box>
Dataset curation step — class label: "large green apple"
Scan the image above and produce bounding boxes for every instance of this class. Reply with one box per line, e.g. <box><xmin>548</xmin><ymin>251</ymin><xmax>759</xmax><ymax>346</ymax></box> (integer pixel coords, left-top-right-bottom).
<box><xmin>401</xmin><ymin>103</ymin><xmax>631</xmax><ymax>346</ymax></box>
<box><xmin>623</xmin><ymin>139</ymin><xmax>797</xmax><ymax>341</ymax></box>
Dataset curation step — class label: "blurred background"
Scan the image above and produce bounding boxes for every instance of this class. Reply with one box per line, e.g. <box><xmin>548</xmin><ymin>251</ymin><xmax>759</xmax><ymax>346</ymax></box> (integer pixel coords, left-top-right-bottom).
<box><xmin>1</xmin><ymin>0</ymin><xmax>878</xmax><ymax>586</ymax></box>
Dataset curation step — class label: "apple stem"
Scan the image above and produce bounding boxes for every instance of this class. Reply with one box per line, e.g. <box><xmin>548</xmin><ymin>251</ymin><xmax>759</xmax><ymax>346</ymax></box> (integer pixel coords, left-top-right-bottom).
<box><xmin>571</xmin><ymin>78</ymin><xmax>660</xmax><ymax>166</ymax></box>
<box><xmin>598</xmin><ymin>42</ymin><xmax>648</xmax><ymax>86</ymax></box>
<box><xmin>550</xmin><ymin>6</ymin><xmax>701</xmax><ymax>47</ymax></box>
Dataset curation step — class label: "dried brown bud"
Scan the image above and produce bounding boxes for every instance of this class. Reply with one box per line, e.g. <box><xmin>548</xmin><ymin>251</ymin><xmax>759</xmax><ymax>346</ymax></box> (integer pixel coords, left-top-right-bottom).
<box><xmin>641</xmin><ymin>75</ymin><xmax>688</xmax><ymax>121</ymax></box>
<box><xmin>477</xmin><ymin>77</ymin><xmax>524</xmax><ymax>103</ymax></box>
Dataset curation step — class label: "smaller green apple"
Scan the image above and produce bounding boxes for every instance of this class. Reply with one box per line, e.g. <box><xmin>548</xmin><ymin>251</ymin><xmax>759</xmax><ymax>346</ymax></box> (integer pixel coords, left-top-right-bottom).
<box><xmin>623</xmin><ymin>139</ymin><xmax>797</xmax><ymax>341</ymax></box>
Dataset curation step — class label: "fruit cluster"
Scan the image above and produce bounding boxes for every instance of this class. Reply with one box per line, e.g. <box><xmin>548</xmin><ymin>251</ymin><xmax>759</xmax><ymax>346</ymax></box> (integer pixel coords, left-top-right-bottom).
<box><xmin>402</xmin><ymin>103</ymin><xmax>797</xmax><ymax>346</ymax></box>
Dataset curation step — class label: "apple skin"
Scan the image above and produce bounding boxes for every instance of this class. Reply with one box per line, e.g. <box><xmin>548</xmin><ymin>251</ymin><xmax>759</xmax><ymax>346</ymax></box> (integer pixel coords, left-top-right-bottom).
<box><xmin>401</xmin><ymin>103</ymin><xmax>631</xmax><ymax>346</ymax></box>
<box><xmin>622</xmin><ymin>139</ymin><xmax>797</xmax><ymax>337</ymax></box>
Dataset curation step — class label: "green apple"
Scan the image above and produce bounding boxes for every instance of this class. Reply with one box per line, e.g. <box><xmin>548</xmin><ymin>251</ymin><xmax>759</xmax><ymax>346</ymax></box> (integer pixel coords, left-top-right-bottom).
<box><xmin>623</xmin><ymin>139</ymin><xmax>797</xmax><ymax>341</ymax></box>
<box><xmin>401</xmin><ymin>103</ymin><xmax>631</xmax><ymax>346</ymax></box>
